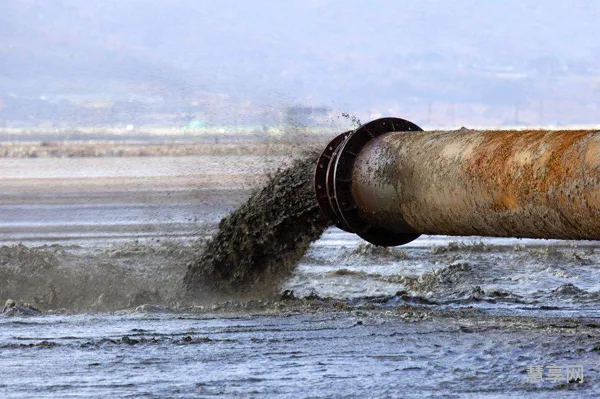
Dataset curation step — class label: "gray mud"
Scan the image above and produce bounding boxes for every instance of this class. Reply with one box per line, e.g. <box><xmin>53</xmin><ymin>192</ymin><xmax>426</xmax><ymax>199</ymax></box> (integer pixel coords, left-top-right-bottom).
<box><xmin>2</xmin><ymin>301</ymin><xmax>600</xmax><ymax>397</ymax></box>
<box><xmin>184</xmin><ymin>152</ymin><xmax>330</xmax><ymax>297</ymax></box>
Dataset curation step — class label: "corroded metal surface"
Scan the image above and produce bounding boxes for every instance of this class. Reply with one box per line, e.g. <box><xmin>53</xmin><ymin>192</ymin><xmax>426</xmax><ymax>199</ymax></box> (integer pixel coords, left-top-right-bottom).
<box><xmin>351</xmin><ymin>128</ymin><xmax>600</xmax><ymax>241</ymax></box>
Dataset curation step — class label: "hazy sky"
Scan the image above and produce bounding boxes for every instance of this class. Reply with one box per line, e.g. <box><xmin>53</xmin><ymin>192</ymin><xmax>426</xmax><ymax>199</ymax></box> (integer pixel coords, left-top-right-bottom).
<box><xmin>2</xmin><ymin>0</ymin><xmax>600</xmax><ymax>125</ymax></box>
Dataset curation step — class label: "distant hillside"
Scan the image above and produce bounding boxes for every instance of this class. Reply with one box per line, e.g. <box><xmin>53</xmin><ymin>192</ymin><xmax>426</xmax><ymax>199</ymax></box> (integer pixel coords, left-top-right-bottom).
<box><xmin>2</xmin><ymin>0</ymin><xmax>600</xmax><ymax>126</ymax></box>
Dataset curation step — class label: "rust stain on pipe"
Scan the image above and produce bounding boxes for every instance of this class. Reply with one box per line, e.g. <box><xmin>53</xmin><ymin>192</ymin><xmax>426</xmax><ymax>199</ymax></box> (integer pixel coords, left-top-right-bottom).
<box><xmin>351</xmin><ymin>128</ymin><xmax>600</xmax><ymax>241</ymax></box>
<box><xmin>315</xmin><ymin>117</ymin><xmax>600</xmax><ymax>245</ymax></box>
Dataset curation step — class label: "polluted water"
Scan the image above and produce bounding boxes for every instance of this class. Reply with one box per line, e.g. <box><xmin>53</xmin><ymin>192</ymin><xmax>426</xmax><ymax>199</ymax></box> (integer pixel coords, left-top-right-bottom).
<box><xmin>1</xmin><ymin>143</ymin><xmax>600</xmax><ymax>397</ymax></box>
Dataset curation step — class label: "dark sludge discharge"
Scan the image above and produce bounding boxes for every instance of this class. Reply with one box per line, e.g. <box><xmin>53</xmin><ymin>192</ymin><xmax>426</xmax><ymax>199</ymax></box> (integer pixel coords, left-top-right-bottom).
<box><xmin>183</xmin><ymin>151</ymin><xmax>330</xmax><ymax>297</ymax></box>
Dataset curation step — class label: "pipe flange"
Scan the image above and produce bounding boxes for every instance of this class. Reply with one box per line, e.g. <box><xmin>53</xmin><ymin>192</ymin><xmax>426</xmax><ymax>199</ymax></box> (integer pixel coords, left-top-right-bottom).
<box><xmin>314</xmin><ymin>131</ymin><xmax>353</xmax><ymax>232</ymax></box>
<box><xmin>333</xmin><ymin>117</ymin><xmax>423</xmax><ymax>246</ymax></box>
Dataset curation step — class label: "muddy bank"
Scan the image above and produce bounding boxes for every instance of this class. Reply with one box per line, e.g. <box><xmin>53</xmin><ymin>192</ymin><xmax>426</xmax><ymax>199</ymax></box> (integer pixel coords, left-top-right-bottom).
<box><xmin>184</xmin><ymin>152</ymin><xmax>330</xmax><ymax>297</ymax></box>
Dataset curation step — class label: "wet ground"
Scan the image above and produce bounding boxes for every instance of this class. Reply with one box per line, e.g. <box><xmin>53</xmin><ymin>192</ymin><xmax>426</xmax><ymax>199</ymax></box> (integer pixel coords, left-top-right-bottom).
<box><xmin>1</xmin><ymin>151</ymin><xmax>600</xmax><ymax>397</ymax></box>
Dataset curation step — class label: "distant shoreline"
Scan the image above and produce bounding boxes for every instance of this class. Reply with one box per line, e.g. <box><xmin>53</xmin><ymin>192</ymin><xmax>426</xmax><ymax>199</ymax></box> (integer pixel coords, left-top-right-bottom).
<box><xmin>0</xmin><ymin>140</ymin><xmax>327</xmax><ymax>158</ymax></box>
<box><xmin>2</xmin><ymin>126</ymin><xmax>598</xmax><ymax>158</ymax></box>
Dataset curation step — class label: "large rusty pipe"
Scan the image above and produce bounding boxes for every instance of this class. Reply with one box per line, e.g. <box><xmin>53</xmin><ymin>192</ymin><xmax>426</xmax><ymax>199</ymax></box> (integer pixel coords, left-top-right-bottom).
<box><xmin>314</xmin><ymin>117</ymin><xmax>600</xmax><ymax>246</ymax></box>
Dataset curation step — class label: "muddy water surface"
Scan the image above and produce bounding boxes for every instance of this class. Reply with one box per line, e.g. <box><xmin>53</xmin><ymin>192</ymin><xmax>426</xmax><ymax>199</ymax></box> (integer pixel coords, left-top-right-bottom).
<box><xmin>1</xmin><ymin>153</ymin><xmax>600</xmax><ymax>397</ymax></box>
